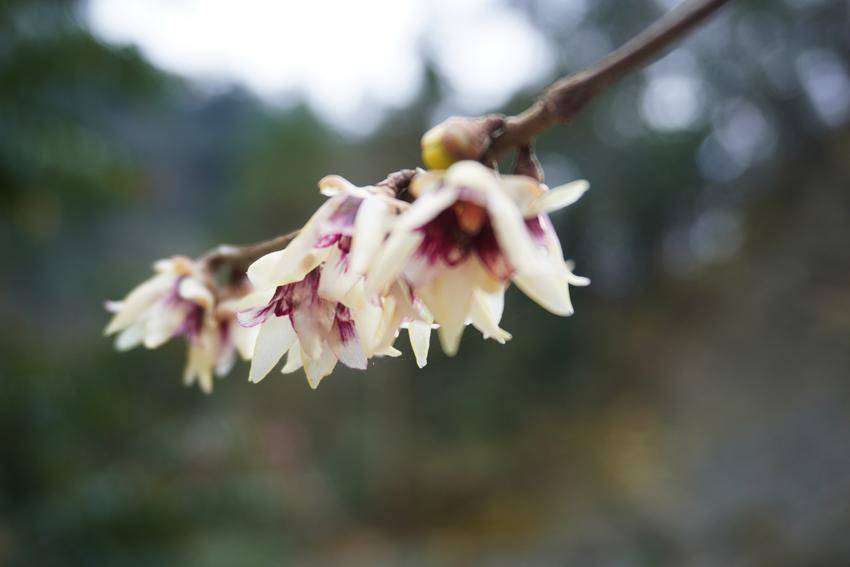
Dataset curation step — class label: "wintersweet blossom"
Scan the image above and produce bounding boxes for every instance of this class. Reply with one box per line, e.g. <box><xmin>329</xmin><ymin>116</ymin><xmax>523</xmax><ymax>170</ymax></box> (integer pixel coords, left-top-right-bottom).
<box><xmin>104</xmin><ymin>256</ymin><xmax>226</xmax><ymax>392</ymax></box>
<box><xmin>105</xmin><ymin>256</ymin><xmax>213</xmax><ymax>350</ymax></box>
<box><xmin>247</xmin><ymin>175</ymin><xmax>401</xmax><ymax>302</ymax></box>
<box><xmin>239</xmin><ymin>175</ymin><xmax>437</xmax><ymax>384</ymax></box>
<box><xmin>368</xmin><ymin>160</ymin><xmax>590</xmax><ymax>355</ymax></box>
<box><xmin>237</xmin><ymin>266</ymin><xmax>383</xmax><ymax>388</ymax></box>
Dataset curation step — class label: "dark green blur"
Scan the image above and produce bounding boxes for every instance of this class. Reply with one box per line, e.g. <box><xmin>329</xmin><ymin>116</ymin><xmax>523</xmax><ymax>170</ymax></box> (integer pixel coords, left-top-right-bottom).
<box><xmin>2</xmin><ymin>1</ymin><xmax>850</xmax><ymax>565</ymax></box>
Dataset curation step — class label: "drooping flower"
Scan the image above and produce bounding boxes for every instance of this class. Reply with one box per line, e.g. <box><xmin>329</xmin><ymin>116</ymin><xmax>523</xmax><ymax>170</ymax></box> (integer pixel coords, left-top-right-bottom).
<box><xmin>241</xmin><ymin>175</ymin><xmax>436</xmax><ymax>378</ymax></box>
<box><xmin>368</xmin><ymin>160</ymin><xmax>589</xmax><ymax>355</ymax></box>
<box><xmin>104</xmin><ymin>256</ymin><xmax>232</xmax><ymax>393</ymax></box>
<box><xmin>236</xmin><ymin>266</ymin><xmax>377</xmax><ymax>388</ymax></box>
<box><xmin>104</xmin><ymin>256</ymin><xmax>214</xmax><ymax>351</ymax></box>
<box><xmin>246</xmin><ymin>175</ymin><xmax>401</xmax><ymax>305</ymax></box>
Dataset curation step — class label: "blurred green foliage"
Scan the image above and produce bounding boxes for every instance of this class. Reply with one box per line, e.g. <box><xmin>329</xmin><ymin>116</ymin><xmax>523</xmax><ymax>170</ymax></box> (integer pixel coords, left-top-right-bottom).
<box><xmin>2</xmin><ymin>0</ymin><xmax>850</xmax><ymax>565</ymax></box>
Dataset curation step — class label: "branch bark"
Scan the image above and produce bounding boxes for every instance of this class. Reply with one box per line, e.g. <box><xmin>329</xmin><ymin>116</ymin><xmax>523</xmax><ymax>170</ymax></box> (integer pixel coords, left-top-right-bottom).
<box><xmin>484</xmin><ymin>0</ymin><xmax>731</xmax><ymax>162</ymax></box>
<box><xmin>200</xmin><ymin>230</ymin><xmax>299</xmax><ymax>275</ymax></box>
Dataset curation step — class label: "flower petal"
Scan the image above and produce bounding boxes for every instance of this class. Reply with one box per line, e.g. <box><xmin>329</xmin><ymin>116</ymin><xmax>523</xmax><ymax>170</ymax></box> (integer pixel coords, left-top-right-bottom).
<box><xmin>178</xmin><ymin>277</ymin><xmax>214</xmax><ymax>310</ymax></box>
<box><xmin>512</xmin><ymin>271</ymin><xmax>574</xmax><ymax>316</ymax></box>
<box><xmin>114</xmin><ymin>322</ymin><xmax>145</xmax><ymax>351</ymax></box>
<box><xmin>350</xmin><ymin>196</ymin><xmax>390</xmax><ymax>275</ymax></box>
<box><xmin>246</xmin><ymin>202</ymin><xmax>335</xmax><ymax>288</ymax></box>
<box><xmin>318</xmin><ymin>245</ymin><xmax>360</xmax><ymax>303</ymax></box>
<box><xmin>233</xmin><ymin>288</ymin><xmax>276</xmax><ymax>311</ymax></box>
<box><xmin>318</xmin><ymin>174</ymin><xmax>358</xmax><ymax>196</ymax></box>
<box><xmin>346</xmin><ymin>283</ymin><xmax>385</xmax><ymax>356</ymax></box>
<box><xmin>468</xmin><ymin>288</ymin><xmax>512</xmax><ymax>344</ymax></box>
<box><xmin>415</xmin><ymin>259</ymin><xmax>477</xmax><ymax>356</ymax></box>
<box><xmin>329</xmin><ymin>320</ymin><xmax>367</xmax><ymax>370</ymax></box>
<box><xmin>232</xmin><ymin>323</ymin><xmax>259</xmax><ymax>360</ymax></box>
<box><xmin>104</xmin><ymin>273</ymin><xmax>173</xmax><ymax>335</ymax></box>
<box><xmin>143</xmin><ymin>305</ymin><xmax>187</xmax><ymax>348</ymax></box>
<box><xmin>281</xmin><ymin>342</ymin><xmax>303</xmax><ymax>374</ymax></box>
<box><xmin>367</xmin><ymin>231</ymin><xmax>423</xmax><ymax>294</ymax></box>
<box><xmin>249</xmin><ymin>315</ymin><xmax>296</xmax><ymax>383</ymax></box>
<box><xmin>290</xmin><ymin>298</ymin><xmax>335</xmax><ymax>361</ymax></box>
<box><xmin>183</xmin><ymin>340</ymin><xmax>215</xmax><ymax>394</ymax></box>
<box><xmin>302</xmin><ymin>346</ymin><xmax>337</xmax><ymax>389</ymax></box>
<box><xmin>407</xmin><ymin>320</ymin><xmax>432</xmax><ymax>368</ymax></box>
<box><xmin>486</xmin><ymin>187</ymin><xmax>542</xmax><ymax>277</ymax></box>
<box><xmin>528</xmin><ymin>180</ymin><xmax>589</xmax><ymax>215</ymax></box>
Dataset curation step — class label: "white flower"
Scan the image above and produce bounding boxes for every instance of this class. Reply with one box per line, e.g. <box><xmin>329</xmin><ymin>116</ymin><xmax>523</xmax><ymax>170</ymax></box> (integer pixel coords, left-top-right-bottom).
<box><xmin>246</xmin><ymin>175</ymin><xmax>401</xmax><ymax>302</ymax></box>
<box><xmin>237</xmin><ymin>266</ymin><xmax>378</xmax><ymax>388</ymax></box>
<box><xmin>239</xmin><ymin>175</ymin><xmax>436</xmax><ymax>382</ymax></box>
<box><xmin>368</xmin><ymin>160</ymin><xmax>589</xmax><ymax>355</ymax></box>
<box><xmin>104</xmin><ymin>256</ymin><xmax>237</xmax><ymax>393</ymax></box>
<box><xmin>104</xmin><ymin>256</ymin><xmax>214</xmax><ymax>351</ymax></box>
<box><xmin>186</xmin><ymin>297</ymin><xmax>260</xmax><ymax>391</ymax></box>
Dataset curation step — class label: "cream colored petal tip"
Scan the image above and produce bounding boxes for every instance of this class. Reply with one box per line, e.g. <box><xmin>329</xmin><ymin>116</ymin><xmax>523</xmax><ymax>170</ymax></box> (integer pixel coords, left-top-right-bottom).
<box><xmin>530</xmin><ymin>180</ymin><xmax>590</xmax><ymax>215</ymax></box>
<box><xmin>318</xmin><ymin>174</ymin><xmax>357</xmax><ymax>196</ymax></box>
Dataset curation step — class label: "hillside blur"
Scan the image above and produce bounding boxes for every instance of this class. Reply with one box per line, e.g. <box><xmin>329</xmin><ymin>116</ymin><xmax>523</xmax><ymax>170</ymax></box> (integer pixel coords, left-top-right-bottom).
<box><xmin>2</xmin><ymin>0</ymin><xmax>850</xmax><ymax>565</ymax></box>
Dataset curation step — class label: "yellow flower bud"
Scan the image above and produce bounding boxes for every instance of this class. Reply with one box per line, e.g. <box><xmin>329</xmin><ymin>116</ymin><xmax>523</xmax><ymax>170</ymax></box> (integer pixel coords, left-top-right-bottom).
<box><xmin>421</xmin><ymin>123</ymin><xmax>457</xmax><ymax>170</ymax></box>
<box><xmin>421</xmin><ymin>117</ymin><xmax>498</xmax><ymax>170</ymax></box>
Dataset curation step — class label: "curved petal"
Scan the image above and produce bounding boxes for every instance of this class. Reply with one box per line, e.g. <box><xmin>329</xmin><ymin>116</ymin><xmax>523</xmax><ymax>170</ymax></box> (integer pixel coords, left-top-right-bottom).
<box><xmin>114</xmin><ymin>322</ymin><xmax>145</xmax><ymax>351</ymax></box>
<box><xmin>183</xmin><ymin>341</ymin><xmax>215</xmax><ymax>394</ymax></box>
<box><xmin>468</xmin><ymin>288</ymin><xmax>512</xmax><ymax>344</ymax></box>
<box><xmin>249</xmin><ymin>315</ymin><xmax>296</xmax><ymax>383</ymax></box>
<box><xmin>329</xmin><ymin>321</ymin><xmax>367</xmax><ymax>370</ymax></box>
<box><xmin>232</xmin><ymin>323</ymin><xmax>259</xmax><ymax>360</ymax></box>
<box><xmin>318</xmin><ymin>245</ymin><xmax>360</xmax><ymax>303</ymax></box>
<box><xmin>281</xmin><ymin>342</ymin><xmax>303</xmax><ymax>374</ymax></box>
<box><xmin>247</xmin><ymin>201</ymin><xmax>336</xmax><ymax>288</ymax></box>
<box><xmin>444</xmin><ymin>161</ymin><xmax>501</xmax><ymax>204</ymax></box>
<box><xmin>415</xmin><ymin>259</ymin><xmax>477</xmax><ymax>356</ymax></box>
<box><xmin>302</xmin><ymin>346</ymin><xmax>337</xmax><ymax>389</ymax></box>
<box><xmin>233</xmin><ymin>288</ymin><xmax>276</xmax><ymax>311</ymax></box>
<box><xmin>366</xmin><ymin>230</ymin><xmax>423</xmax><ymax>294</ymax></box>
<box><xmin>104</xmin><ymin>273</ymin><xmax>173</xmax><ymax>335</ymax></box>
<box><xmin>350</xmin><ymin>196</ymin><xmax>391</xmax><ymax>275</ymax></box>
<box><xmin>347</xmin><ymin>284</ymin><xmax>385</xmax><ymax>356</ymax></box>
<box><xmin>407</xmin><ymin>320</ymin><xmax>432</xmax><ymax>368</ymax></box>
<box><xmin>512</xmin><ymin>272</ymin><xmax>574</xmax><ymax>316</ymax></box>
<box><xmin>318</xmin><ymin>174</ymin><xmax>358</xmax><ymax>197</ymax></box>
<box><xmin>178</xmin><ymin>277</ymin><xmax>214</xmax><ymax>310</ymax></box>
<box><xmin>247</xmin><ymin>244</ymin><xmax>331</xmax><ymax>290</ymax></box>
<box><xmin>499</xmin><ymin>175</ymin><xmax>545</xmax><ymax>215</ymax></box>
<box><xmin>397</xmin><ymin>185</ymin><xmax>459</xmax><ymax>232</ymax></box>
<box><xmin>290</xmin><ymin>297</ymin><xmax>335</xmax><ymax>361</ymax></box>
<box><xmin>143</xmin><ymin>306</ymin><xmax>186</xmax><ymax>348</ymax></box>
<box><xmin>486</xmin><ymin>188</ymin><xmax>542</xmax><ymax>277</ymax></box>
<box><xmin>529</xmin><ymin>180</ymin><xmax>589</xmax><ymax>215</ymax></box>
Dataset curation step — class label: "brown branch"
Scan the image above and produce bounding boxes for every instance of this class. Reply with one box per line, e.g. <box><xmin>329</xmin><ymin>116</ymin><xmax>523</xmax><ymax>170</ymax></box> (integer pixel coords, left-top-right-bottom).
<box><xmin>200</xmin><ymin>230</ymin><xmax>299</xmax><ymax>275</ymax></box>
<box><xmin>197</xmin><ymin>0</ymin><xmax>731</xmax><ymax>277</ymax></box>
<box><xmin>484</xmin><ymin>0</ymin><xmax>732</xmax><ymax>162</ymax></box>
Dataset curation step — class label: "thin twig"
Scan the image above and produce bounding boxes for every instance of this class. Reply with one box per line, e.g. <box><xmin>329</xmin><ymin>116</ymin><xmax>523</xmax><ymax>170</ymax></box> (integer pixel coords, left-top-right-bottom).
<box><xmin>484</xmin><ymin>0</ymin><xmax>731</xmax><ymax>162</ymax></box>
<box><xmin>200</xmin><ymin>230</ymin><xmax>299</xmax><ymax>274</ymax></box>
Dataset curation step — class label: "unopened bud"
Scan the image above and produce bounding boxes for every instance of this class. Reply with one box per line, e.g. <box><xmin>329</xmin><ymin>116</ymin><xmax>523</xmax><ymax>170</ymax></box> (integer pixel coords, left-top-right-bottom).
<box><xmin>421</xmin><ymin>116</ymin><xmax>504</xmax><ymax>170</ymax></box>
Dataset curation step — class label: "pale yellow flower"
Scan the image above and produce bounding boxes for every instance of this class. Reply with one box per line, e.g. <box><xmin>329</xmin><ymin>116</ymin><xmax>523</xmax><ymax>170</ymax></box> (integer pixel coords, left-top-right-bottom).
<box><xmin>368</xmin><ymin>160</ymin><xmax>589</xmax><ymax>355</ymax></box>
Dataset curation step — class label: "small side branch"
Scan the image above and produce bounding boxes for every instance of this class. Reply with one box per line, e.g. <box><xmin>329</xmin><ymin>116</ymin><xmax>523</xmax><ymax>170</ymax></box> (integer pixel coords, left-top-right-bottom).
<box><xmin>200</xmin><ymin>230</ymin><xmax>299</xmax><ymax>275</ymax></box>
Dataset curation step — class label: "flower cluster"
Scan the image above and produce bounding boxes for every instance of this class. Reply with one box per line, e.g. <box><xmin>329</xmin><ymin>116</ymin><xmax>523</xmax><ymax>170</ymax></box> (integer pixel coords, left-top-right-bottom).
<box><xmin>105</xmin><ymin>161</ymin><xmax>589</xmax><ymax>392</ymax></box>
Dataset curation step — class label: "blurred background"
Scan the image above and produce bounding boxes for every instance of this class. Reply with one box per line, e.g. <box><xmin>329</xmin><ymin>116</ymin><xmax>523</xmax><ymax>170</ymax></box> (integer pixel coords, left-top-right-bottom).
<box><xmin>2</xmin><ymin>0</ymin><xmax>849</xmax><ymax>564</ymax></box>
